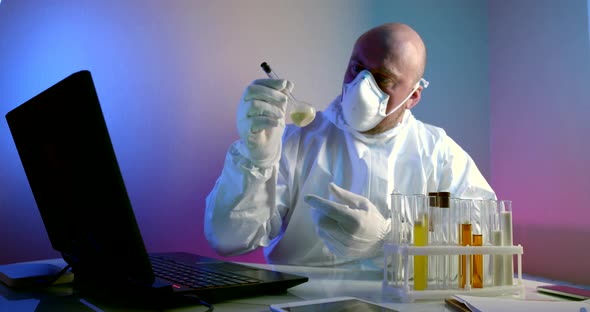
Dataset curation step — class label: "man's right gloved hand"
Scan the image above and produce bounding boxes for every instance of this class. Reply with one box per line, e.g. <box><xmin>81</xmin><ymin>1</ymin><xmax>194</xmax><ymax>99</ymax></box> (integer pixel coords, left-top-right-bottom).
<box><xmin>236</xmin><ymin>78</ymin><xmax>293</xmax><ymax>168</ymax></box>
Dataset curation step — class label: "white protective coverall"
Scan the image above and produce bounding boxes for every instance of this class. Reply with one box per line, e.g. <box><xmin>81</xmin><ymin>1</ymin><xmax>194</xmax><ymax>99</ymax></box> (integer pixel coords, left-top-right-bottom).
<box><xmin>205</xmin><ymin>96</ymin><xmax>495</xmax><ymax>268</ymax></box>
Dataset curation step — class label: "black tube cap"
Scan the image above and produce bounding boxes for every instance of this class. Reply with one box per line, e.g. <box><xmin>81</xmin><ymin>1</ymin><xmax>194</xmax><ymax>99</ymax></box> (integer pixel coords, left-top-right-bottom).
<box><xmin>260</xmin><ymin>62</ymin><xmax>271</xmax><ymax>74</ymax></box>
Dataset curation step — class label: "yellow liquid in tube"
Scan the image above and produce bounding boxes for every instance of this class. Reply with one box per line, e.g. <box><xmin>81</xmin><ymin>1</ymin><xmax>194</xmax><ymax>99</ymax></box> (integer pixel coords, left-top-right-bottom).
<box><xmin>414</xmin><ymin>217</ymin><xmax>428</xmax><ymax>290</ymax></box>
<box><xmin>472</xmin><ymin>234</ymin><xmax>483</xmax><ymax>288</ymax></box>
<box><xmin>460</xmin><ymin>223</ymin><xmax>472</xmax><ymax>288</ymax></box>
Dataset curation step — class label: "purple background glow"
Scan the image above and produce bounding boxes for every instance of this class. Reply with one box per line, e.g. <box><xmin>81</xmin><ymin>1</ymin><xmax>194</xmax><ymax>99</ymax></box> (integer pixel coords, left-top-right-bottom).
<box><xmin>490</xmin><ymin>0</ymin><xmax>590</xmax><ymax>284</ymax></box>
<box><xmin>0</xmin><ymin>0</ymin><xmax>587</xmax><ymax>284</ymax></box>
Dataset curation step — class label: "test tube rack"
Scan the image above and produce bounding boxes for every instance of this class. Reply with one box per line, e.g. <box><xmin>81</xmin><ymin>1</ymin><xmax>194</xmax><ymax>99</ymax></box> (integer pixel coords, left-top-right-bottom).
<box><xmin>382</xmin><ymin>243</ymin><xmax>525</xmax><ymax>302</ymax></box>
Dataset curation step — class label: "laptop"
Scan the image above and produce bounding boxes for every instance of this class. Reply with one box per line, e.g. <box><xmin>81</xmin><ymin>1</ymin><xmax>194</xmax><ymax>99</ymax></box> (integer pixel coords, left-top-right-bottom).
<box><xmin>4</xmin><ymin>70</ymin><xmax>308</xmax><ymax>303</ymax></box>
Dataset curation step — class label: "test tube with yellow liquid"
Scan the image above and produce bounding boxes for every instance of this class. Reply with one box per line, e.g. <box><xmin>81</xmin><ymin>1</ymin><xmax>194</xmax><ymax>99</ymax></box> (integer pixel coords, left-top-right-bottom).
<box><xmin>260</xmin><ymin>62</ymin><xmax>316</xmax><ymax>127</ymax></box>
<box><xmin>410</xmin><ymin>195</ymin><xmax>429</xmax><ymax>290</ymax></box>
<box><xmin>472</xmin><ymin>231</ymin><xmax>483</xmax><ymax>288</ymax></box>
<box><xmin>459</xmin><ymin>199</ymin><xmax>472</xmax><ymax>289</ymax></box>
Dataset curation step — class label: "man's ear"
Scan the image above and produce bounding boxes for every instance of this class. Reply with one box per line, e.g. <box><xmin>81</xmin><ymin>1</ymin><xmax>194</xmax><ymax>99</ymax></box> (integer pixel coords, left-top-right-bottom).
<box><xmin>405</xmin><ymin>86</ymin><xmax>423</xmax><ymax>110</ymax></box>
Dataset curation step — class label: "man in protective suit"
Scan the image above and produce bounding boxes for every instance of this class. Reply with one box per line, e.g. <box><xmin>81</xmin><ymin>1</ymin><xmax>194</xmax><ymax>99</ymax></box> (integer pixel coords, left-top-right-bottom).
<box><xmin>205</xmin><ymin>22</ymin><xmax>495</xmax><ymax>268</ymax></box>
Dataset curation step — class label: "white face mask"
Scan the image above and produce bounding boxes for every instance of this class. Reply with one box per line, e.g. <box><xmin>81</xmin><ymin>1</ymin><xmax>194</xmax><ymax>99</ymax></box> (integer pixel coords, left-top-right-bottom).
<box><xmin>341</xmin><ymin>70</ymin><xmax>428</xmax><ymax>132</ymax></box>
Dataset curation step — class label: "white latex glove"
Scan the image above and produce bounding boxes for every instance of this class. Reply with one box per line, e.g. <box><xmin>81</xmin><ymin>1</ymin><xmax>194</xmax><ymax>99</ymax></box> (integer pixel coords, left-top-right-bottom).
<box><xmin>304</xmin><ymin>183</ymin><xmax>391</xmax><ymax>259</ymax></box>
<box><xmin>236</xmin><ymin>78</ymin><xmax>293</xmax><ymax>168</ymax></box>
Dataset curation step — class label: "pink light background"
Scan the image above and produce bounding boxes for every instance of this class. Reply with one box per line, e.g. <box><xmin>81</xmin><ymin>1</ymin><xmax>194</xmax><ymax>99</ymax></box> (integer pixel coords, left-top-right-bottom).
<box><xmin>490</xmin><ymin>0</ymin><xmax>590</xmax><ymax>284</ymax></box>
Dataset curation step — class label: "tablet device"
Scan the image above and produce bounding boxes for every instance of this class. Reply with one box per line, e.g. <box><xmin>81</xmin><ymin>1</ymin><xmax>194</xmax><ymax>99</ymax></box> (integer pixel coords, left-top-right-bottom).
<box><xmin>537</xmin><ymin>284</ymin><xmax>590</xmax><ymax>300</ymax></box>
<box><xmin>269</xmin><ymin>296</ymin><xmax>398</xmax><ymax>312</ymax></box>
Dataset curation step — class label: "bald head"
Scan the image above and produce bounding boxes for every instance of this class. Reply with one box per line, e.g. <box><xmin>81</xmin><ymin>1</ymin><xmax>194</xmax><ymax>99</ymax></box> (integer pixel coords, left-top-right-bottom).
<box><xmin>341</xmin><ymin>23</ymin><xmax>427</xmax><ymax>135</ymax></box>
<box><xmin>354</xmin><ymin>23</ymin><xmax>426</xmax><ymax>84</ymax></box>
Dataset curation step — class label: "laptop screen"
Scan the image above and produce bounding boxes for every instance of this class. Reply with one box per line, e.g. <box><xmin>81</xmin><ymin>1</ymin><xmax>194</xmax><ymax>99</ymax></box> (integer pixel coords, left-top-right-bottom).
<box><xmin>5</xmin><ymin>70</ymin><xmax>154</xmax><ymax>286</ymax></box>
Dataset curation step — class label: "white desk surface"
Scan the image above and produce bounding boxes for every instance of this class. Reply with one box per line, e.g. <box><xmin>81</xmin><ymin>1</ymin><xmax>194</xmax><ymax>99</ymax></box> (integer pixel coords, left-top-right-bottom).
<box><xmin>0</xmin><ymin>258</ymin><xmax>582</xmax><ymax>312</ymax></box>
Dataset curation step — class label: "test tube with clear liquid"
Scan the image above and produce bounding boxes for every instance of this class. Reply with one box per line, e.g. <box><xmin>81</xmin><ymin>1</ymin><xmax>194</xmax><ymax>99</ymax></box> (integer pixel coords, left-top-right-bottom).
<box><xmin>479</xmin><ymin>199</ymin><xmax>495</xmax><ymax>288</ymax></box>
<box><xmin>260</xmin><ymin>62</ymin><xmax>316</xmax><ymax>127</ymax></box>
<box><xmin>389</xmin><ymin>193</ymin><xmax>405</xmax><ymax>286</ymax></box>
<box><xmin>437</xmin><ymin>192</ymin><xmax>451</xmax><ymax>288</ymax></box>
<box><xmin>427</xmin><ymin>193</ymin><xmax>439</xmax><ymax>288</ymax></box>
<box><xmin>448</xmin><ymin>198</ymin><xmax>461</xmax><ymax>288</ymax></box>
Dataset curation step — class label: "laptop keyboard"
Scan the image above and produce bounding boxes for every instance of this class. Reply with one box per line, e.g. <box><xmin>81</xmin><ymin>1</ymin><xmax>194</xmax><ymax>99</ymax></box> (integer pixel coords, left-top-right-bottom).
<box><xmin>149</xmin><ymin>255</ymin><xmax>262</xmax><ymax>289</ymax></box>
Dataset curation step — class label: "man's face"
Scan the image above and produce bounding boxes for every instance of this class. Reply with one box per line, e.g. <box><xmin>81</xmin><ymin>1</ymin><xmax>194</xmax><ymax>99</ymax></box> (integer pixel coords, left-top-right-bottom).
<box><xmin>343</xmin><ymin>37</ymin><xmax>420</xmax><ymax>134</ymax></box>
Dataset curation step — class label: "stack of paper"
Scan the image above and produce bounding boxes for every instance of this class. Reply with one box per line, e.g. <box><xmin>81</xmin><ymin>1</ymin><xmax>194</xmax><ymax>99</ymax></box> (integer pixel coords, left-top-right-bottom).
<box><xmin>450</xmin><ymin>295</ymin><xmax>590</xmax><ymax>312</ymax></box>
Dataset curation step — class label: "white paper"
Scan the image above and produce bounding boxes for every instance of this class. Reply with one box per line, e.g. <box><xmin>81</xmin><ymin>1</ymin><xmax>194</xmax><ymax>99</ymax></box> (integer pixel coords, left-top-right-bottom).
<box><xmin>453</xmin><ymin>294</ymin><xmax>590</xmax><ymax>312</ymax></box>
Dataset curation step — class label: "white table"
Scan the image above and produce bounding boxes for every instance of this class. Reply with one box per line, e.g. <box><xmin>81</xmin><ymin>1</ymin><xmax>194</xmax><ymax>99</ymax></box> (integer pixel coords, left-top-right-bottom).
<box><xmin>0</xmin><ymin>258</ymin><xmax>582</xmax><ymax>311</ymax></box>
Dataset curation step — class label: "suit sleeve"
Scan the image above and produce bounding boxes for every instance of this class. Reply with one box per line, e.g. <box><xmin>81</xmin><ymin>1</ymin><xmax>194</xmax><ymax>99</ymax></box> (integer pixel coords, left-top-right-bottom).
<box><xmin>204</xmin><ymin>140</ymin><xmax>287</xmax><ymax>256</ymax></box>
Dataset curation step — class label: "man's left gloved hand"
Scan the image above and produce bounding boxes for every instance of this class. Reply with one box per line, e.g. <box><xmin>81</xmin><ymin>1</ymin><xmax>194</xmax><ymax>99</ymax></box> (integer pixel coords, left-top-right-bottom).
<box><xmin>304</xmin><ymin>182</ymin><xmax>391</xmax><ymax>259</ymax></box>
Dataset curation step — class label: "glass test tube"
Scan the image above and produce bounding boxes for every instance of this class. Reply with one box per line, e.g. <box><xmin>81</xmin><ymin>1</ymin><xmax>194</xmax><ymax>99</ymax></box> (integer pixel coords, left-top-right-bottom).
<box><xmin>500</xmin><ymin>200</ymin><xmax>514</xmax><ymax>286</ymax></box>
<box><xmin>480</xmin><ymin>199</ymin><xmax>493</xmax><ymax>288</ymax></box>
<box><xmin>427</xmin><ymin>192</ymin><xmax>438</xmax><ymax>288</ymax></box>
<box><xmin>471</xmin><ymin>213</ymin><xmax>483</xmax><ymax>289</ymax></box>
<box><xmin>410</xmin><ymin>195</ymin><xmax>429</xmax><ymax>290</ymax></box>
<box><xmin>449</xmin><ymin>198</ymin><xmax>461</xmax><ymax>288</ymax></box>
<box><xmin>459</xmin><ymin>199</ymin><xmax>472</xmax><ymax>289</ymax></box>
<box><xmin>260</xmin><ymin>62</ymin><xmax>316</xmax><ymax>127</ymax></box>
<box><xmin>438</xmin><ymin>192</ymin><xmax>451</xmax><ymax>288</ymax></box>
<box><xmin>390</xmin><ymin>193</ymin><xmax>404</xmax><ymax>286</ymax></box>
<box><xmin>490</xmin><ymin>200</ymin><xmax>504</xmax><ymax>286</ymax></box>
<box><xmin>401</xmin><ymin>194</ymin><xmax>412</xmax><ymax>282</ymax></box>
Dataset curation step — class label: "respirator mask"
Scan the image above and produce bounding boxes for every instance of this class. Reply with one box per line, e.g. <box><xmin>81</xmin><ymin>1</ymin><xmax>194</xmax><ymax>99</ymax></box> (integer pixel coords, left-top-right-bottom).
<box><xmin>341</xmin><ymin>70</ymin><xmax>428</xmax><ymax>132</ymax></box>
